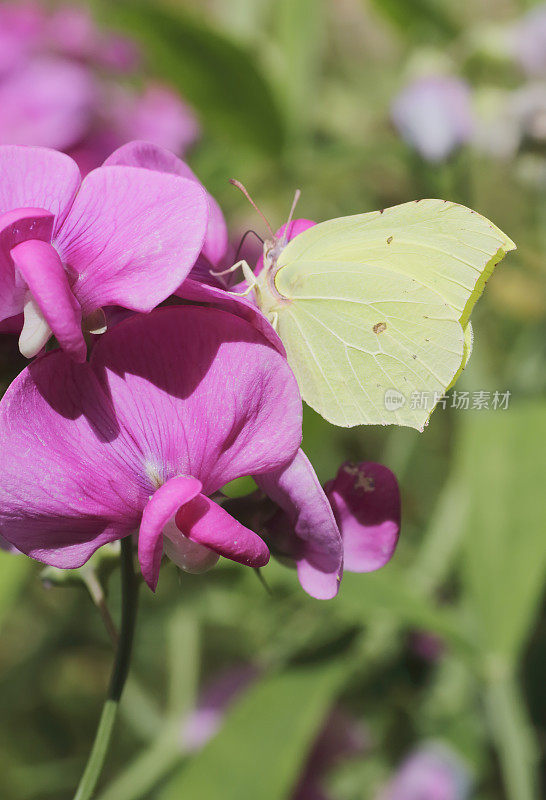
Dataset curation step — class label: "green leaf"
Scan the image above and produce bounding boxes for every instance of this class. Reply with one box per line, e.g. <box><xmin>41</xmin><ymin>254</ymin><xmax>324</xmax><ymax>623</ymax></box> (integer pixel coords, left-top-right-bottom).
<box><xmin>100</xmin><ymin>1</ymin><xmax>285</xmax><ymax>156</ymax></box>
<box><xmin>335</xmin><ymin>567</ymin><xmax>472</xmax><ymax>654</ymax></box>
<box><xmin>367</xmin><ymin>0</ymin><xmax>459</xmax><ymax>43</ymax></box>
<box><xmin>159</xmin><ymin>660</ymin><xmax>346</xmax><ymax>800</ymax></box>
<box><xmin>458</xmin><ymin>402</ymin><xmax>546</xmax><ymax>662</ymax></box>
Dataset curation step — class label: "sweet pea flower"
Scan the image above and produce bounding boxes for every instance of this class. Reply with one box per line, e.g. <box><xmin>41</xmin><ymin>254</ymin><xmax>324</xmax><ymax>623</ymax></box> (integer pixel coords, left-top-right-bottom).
<box><xmin>262</xmin><ymin>458</ymin><xmax>400</xmax><ymax>598</ymax></box>
<box><xmin>376</xmin><ymin>742</ymin><xmax>472</xmax><ymax>800</ymax></box>
<box><xmin>391</xmin><ymin>76</ymin><xmax>474</xmax><ymax>162</ymax></box>
<box><xmin>0</xmin><ymin>305</ymin><xmax>341</xmax><ymax>594</ymax></box>
<box><xmin>104</xmin><ymin>140</ymin><xmax>227</xmax><ymax>270</ymax></box>
<box><xmin>324</xmin><ymin>462</ymin><xmax>401</xmax><ymax>572</ymax></box>
<box><xmin>0</xmin><ymin>143</ymin><xmax>208</xmax><ymax>360</ymax></box>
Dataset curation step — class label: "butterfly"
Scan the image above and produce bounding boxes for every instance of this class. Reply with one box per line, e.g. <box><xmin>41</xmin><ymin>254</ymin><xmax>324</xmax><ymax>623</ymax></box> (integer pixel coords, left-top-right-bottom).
<box><xmin>224</xmin><ymin>185</ymin><xmax>515</xmax><ymax>431</ymax></box>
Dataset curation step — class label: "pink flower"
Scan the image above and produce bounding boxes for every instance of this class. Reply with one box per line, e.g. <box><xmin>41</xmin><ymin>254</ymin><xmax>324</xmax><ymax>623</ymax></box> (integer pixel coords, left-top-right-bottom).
<box><xmin>391</xmin><ymin>77</ymin><xmax>474</xmax><ymax>162</ymax></box>
<box><xmin>261</xmin><ymin>457</ymin><xmax>400</xmax><ymax>599</ymax></box>
<box><xmin>0</xmin><ymin>143</ymin><xmax>208</xmax><ymax>360</ymax></box>
<box><xmin>325</xmin><ymin>462</ymin><xmax>400</xmax><ymax>572</ymax></box>
<box><xmin>0</xmin><ymin>305</ymin><xmax>341</xmax><ymax>593</ymax></box>
<box><xmin>377</xmin><ymin>743</ymin><xmax>472</xmax><ymax>800</ymax></box>
<box><xmin>0</xmin><ymin>57</ymin><xmax>97</xmax><ymax>149</ymax></box>
<box><xmin>104</xmin><ymin>141</ymin><xmax>227</xmax><ymax>270</ymax></box>
<box><xmin>511</xmin><ymin>3</ymin><xmax>546</xmax><ymax>77</ymax></box>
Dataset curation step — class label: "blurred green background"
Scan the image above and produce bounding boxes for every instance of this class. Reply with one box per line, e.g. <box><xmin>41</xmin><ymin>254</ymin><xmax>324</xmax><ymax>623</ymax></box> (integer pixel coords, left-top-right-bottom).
<box><xmin>0</xmin><ymin>1</ymin><xmax>545</xmax><ymax>798</ymax></box>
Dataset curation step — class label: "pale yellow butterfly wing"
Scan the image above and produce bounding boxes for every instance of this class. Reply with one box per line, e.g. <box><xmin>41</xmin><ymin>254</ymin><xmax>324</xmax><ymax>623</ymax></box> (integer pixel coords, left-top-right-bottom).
<box><xmin>263</xmin><ymin>200</ymin><xmax>515</xmax><ymax>430</ymax></box>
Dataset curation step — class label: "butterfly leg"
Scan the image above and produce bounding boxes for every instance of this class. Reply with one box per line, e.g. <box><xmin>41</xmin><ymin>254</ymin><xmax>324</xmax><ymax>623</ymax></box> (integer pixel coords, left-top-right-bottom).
<box><xmin>210</xmin><ymin>259</ymin><xmax>248</xmax><ymax>278</ymax></box>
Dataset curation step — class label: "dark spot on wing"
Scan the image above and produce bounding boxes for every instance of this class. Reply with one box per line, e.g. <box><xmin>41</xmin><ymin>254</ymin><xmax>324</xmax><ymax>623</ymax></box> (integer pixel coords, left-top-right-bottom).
<box><xmin>373</xmin><ymin>322</ymin><xmax>387</xmax><ymax>334</ymax></box>
<box><xmin>387</xmin><ymin>236</ymin><xmax>393</xmax><ymax>244</ymax></box>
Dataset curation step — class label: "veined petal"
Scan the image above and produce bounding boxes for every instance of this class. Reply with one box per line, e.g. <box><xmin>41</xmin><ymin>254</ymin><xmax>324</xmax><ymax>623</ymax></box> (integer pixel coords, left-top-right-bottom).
<box><xmin>0</xmin><ymin>145</ymin><xmax>81</xmax><ymax>232</ymax></box>
<box><xmin>176</xmin><ymin>494</ymin><xmax>269</xmax><ymax>568</ymax></box>
<box><xmin>55</xmin><ymin>165</ymin><xmax>209</xmax><ymax>313</ymax></box>
<box><xmin>0</xmin><ymin>352</ymin><xmax>147</xmax><ymax>567</ymax></box>
<box><xmin>256</xmin><ymin>450</ymin><xmax>343</xmax><ymax>600</ymax></box>
<box><xmin>138</xmin><ymin>476</ymin><xmax>202</xmax><ymax>590</ymax></box>
<box><xmin>104</xmin><ymin>141</ymin><xmax>228</xmax><ymax>266</ymax></box>
<box><xmin>11</xmin><ymin>239</ymin><xmax>85</xmax><ymax>361</ymax></box>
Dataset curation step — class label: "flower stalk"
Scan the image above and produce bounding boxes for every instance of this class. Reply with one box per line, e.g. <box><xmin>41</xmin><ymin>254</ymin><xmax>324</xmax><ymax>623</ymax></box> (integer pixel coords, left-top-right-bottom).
<box><xmin>73</xmin><ymin>536</ymin><xmax>139</xmax><ymax>800</ymax></box>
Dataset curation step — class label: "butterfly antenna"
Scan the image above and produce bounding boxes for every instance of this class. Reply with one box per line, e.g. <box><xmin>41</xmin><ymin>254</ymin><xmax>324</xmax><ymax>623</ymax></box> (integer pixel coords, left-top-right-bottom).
<box><xmin>234</xmin><ymin>229</ymin><xmax>265</xmax><ymax>263</ymax></box>
<box><xmin>281</xmin><ymin>189</ymin><xmax>301</xmax><ymax>246</ymax></box>
<box><xmin>229</xmin><ymin>179</ymin><xmax>275</xmax><ymax>239</ymax></box>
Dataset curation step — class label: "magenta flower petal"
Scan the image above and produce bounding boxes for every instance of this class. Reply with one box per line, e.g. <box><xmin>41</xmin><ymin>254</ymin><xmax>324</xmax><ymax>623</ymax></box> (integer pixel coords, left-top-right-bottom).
<box><xmin>11</xmin><ymin>239</ymin><xmax>85</xmax><ymax>361</ymax></box>
<box><xmin>55</xmin><ymin>165</ymin><xmax>208</xmax><ymax>313</ymax></box>
<box><xmin>104</xmin><ymin>141</ymin><xmax>228</xmax><ymax>267</ymax></box>
<box><xmin>0</xmin><ymin>207</ymin><xmax>55</xmax><ymax>321</ymax></box>
<box><xmin>0</xmin><ymin>353</ymin><xmax>145</xmax><ymax>566</ymax></box>
<box><xmin>0</xmin><ymin>305</ymin><xmax>302</xmax><ymax>580</ymax></box>
<box><xmin>139</xmin><ymin>476</ymin><xmax>202</xmax><ymax>589</ymax></box>
<box><xmin>325</xmin><ymin>462</ymin><xmax>400</xmax><ymax>572</ymax></box>
<box><xmin>177</xmin><ymin>278</ymin><xmax>286</xmax><ymax>355</ymax></box>
<box><xmin>89</xmin><ymin>306</ymin><xmax>301</xmax><ymax>494</ymax></box>
<box><xmin>176</xmin><ymin>494</ymin><xmax>270</xmax><ymax>568</ymax></box>
<box><xmin>256</xmin><ymin>450</ymin><xmax>343</xmax><ymax>600</ymax></box>
<box><xmin>0</xmin><ymin>145</ymin><xmax>81</xmax><ymax>232</ymax></box>
<box><xmin>255</xmin><ymin>218</ymin><xmax>316</xmax><ymax>276</ymax></box>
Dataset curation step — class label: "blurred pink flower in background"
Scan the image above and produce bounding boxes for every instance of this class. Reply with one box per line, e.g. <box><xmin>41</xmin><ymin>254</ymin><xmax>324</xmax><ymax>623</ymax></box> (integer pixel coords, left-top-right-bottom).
<box><xmin>0</xmin><ymin>2</ymin><xmax>199</xmax><ymax>173</ymax></box>
<box><xmin>511</xmin><ymin>3</ymin><xmax>546</xmax><ymax>78</ymax></box>
<box><xmin>391</xmin><ymin>76</ymin><xmax>474</xmax><ymax>163</ymax></box>
<box><xmin>376</xmin><ymin>743</ymin><xmax>472</xmax><ymax>800</ymax></box>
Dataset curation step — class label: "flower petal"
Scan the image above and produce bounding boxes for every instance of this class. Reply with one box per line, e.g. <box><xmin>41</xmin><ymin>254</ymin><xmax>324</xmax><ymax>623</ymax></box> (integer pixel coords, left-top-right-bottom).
<box><xmin>176</xmin><ymin>494</ymin><xmax>269</xmax><ymax>568</ymax></box>
<box><xmin>0</xmin><ymin>57</ymin><xmax>97</xmax><ymax>152</ymax></box>
<box><xmin>256</xmin><ymin>450</ymin><xmax>343</xmax><ymax>600</ymax></box>
<box><xmin>176</xmin><ymin>278</ymin><xmax>286</xmax><ymax>355</ymax></box>
<box><xmin>90</xmin><ymin>305</ymin><xmax>302</xmax><ymax>494</ymax></box>
<box><xmin>0</xmin><ymin>207</ymin><xmax>54</xmax><ymax>321</ymax></box>
<box><xmin>138</xmin><ymin>475</ymin><xmax>202</xmax><ymax>590</ymax></box>
<box><xmin>104</xmin><ymin>141</ymin><xmax>228</xmax><ymax>266</ymax></box>
<box><xmin>0</xmin><ymin>145</ymin><xmax>81</xmax><ymax>232</ymax></box>
<box><xmin>55</xmin><ymin>165</ymin><xmax>209</xmax><ymax>313</ymax></box>
<box><xmin>0</xmin><ymin>352</ymin><xmax>147</xmax><ymax>567</ymax></box>
<box><xmin>11</xmin><ymin>239</ymin><xmax>85</xmax><ymax>360</ymax></box>
<box><xmin>325</xmin><ymin>462</ymin><xmax>401</xmax><ymax>572</ymax></box>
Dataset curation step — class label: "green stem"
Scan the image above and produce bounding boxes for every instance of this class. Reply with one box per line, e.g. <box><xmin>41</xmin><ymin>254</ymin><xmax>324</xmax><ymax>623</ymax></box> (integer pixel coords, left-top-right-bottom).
<box><xmin>485</xmin><ymin>663</ymin><xmax>538</xmax><ymax>800</ymax></box>
<box><xmin>73</xmin><ymin>537</ymin><xmax>139</xmax><ymax>800</ymax></box>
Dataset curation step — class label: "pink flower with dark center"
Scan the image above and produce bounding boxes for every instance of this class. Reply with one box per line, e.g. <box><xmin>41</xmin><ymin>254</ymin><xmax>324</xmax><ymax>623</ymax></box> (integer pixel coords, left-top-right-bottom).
<box><xmin>0</xmin><ymin>305</ymin><xmax>341</xmax><ymax>593</ymax></box>
<box><xmin>0</xmin><ymin>143</ymin><xmax>208</xmax><ymax>360</ymax></box>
